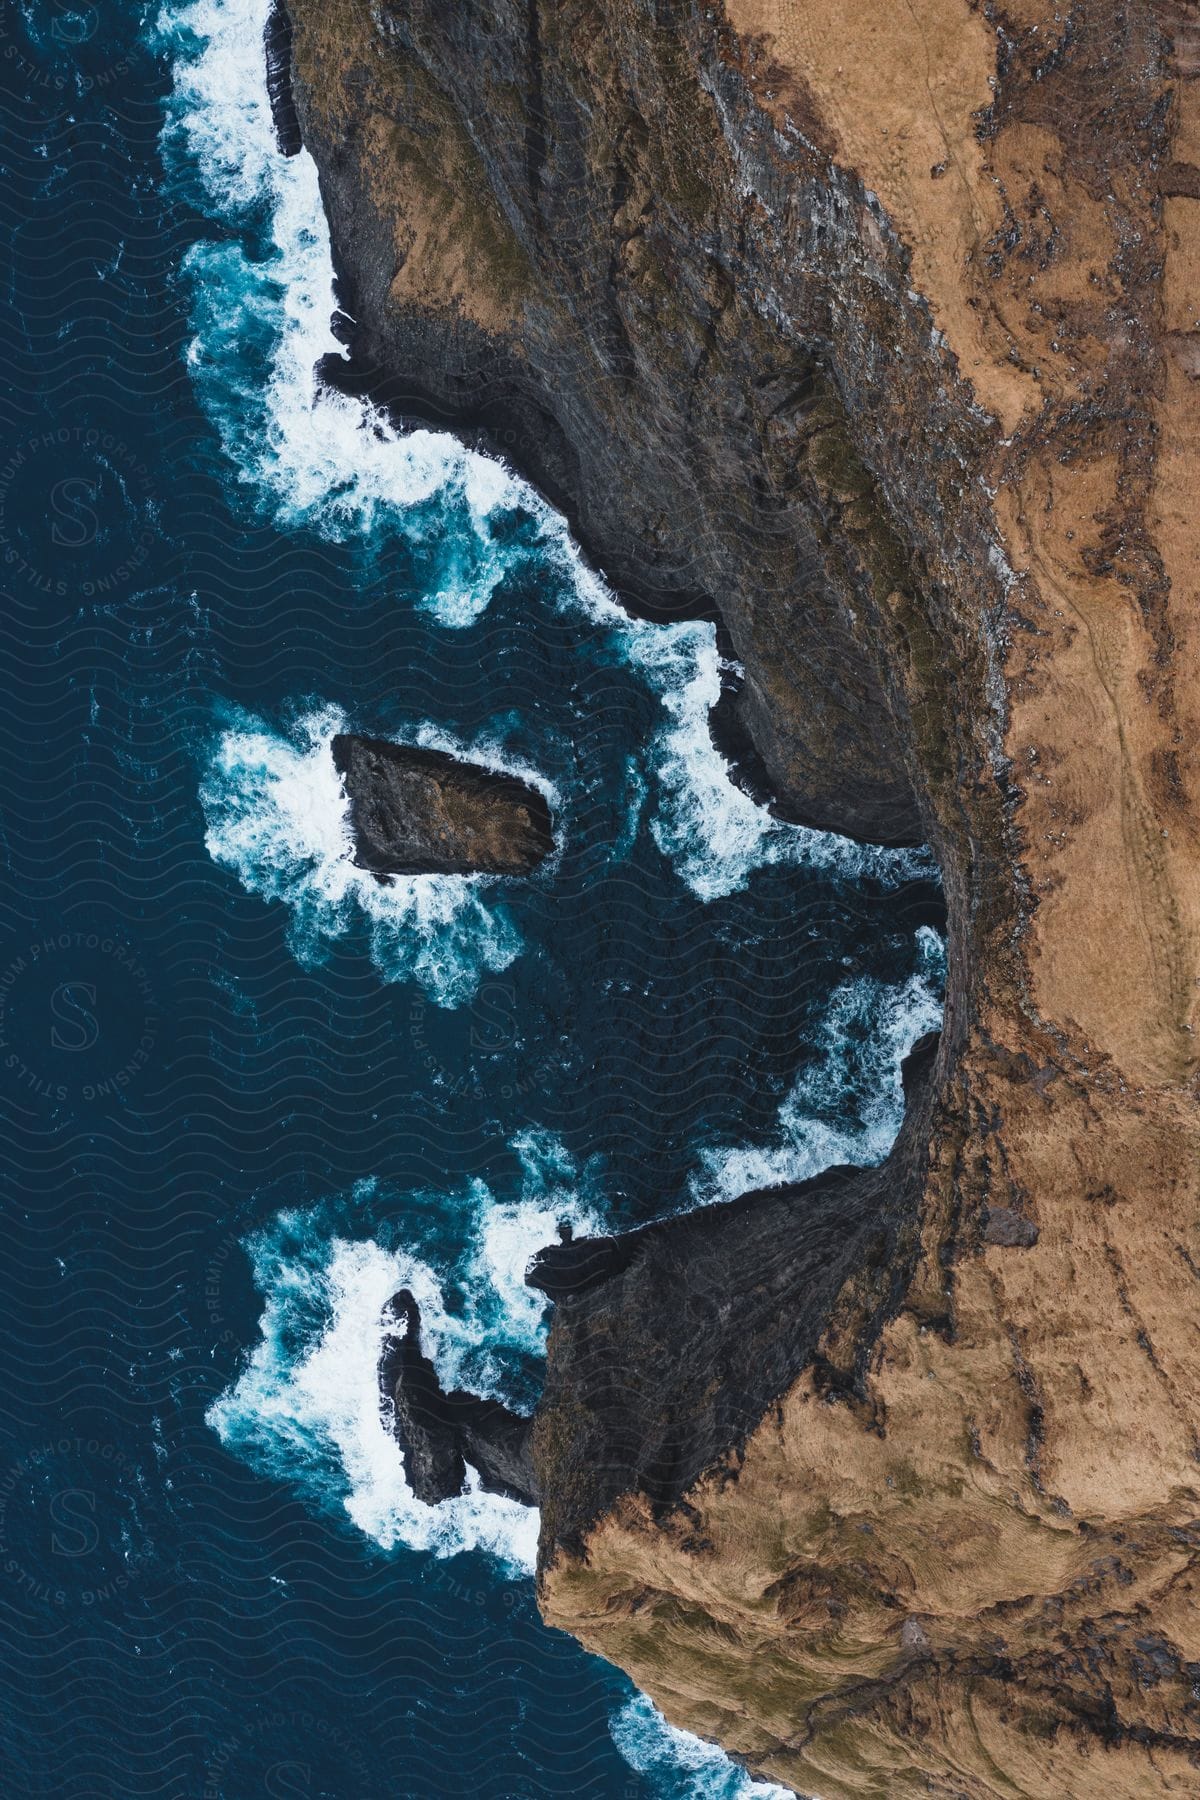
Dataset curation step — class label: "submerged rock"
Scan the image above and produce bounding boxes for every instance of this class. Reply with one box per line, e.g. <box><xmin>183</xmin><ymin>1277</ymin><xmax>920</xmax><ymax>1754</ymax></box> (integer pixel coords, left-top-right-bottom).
<box><xmin>332</xmin><ymin>734</ymin><xmax>553</xmax><ymax>879</ymax></box>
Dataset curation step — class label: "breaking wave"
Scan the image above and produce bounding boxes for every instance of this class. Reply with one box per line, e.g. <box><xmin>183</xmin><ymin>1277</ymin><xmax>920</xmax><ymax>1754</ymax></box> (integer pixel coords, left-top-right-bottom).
<box><xmin>156</xmin><ymin>0</ymin><xmax>544</xmax><ymax>626</ymax></box>
<box><xmin>207</xmin><ymin>1138</ymin><xmax>602</xmax><ymax>1574</ymax></box>
<box><xmin>199</xmin><ymin>701</ymin><xmax>543</xmax><ymax>1004</ymax></box>
<box><xmin>694</xmin><ymin>925</ymin><xmax>945</xmax><ymax>1201</ymax></box>
<box><xmin>158</xmin><ymin>0</ymin><xmax>934</xmax><ymax>904</ymax></box>
<box><xmin>618</xmin><ymin>617</ymin><xmax>936</xmax><ymax>901</ymax></box>
<box><xmin>611</xmin><ymin>1695</ymin><xmax>795</xmax><ymax>1799</ymax></box>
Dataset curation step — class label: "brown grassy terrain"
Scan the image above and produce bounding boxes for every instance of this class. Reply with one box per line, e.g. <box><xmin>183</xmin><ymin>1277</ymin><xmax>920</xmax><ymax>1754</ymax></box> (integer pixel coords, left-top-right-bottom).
<box><xmin>287</xmin><ymin>0</ymin><xmax>1200</xmax><ymax>1789</ymax></box>
<box><xmin>537</xmin><ymin>4</ymin><xmax>1200</xmax><ymax>1791</ymax></box>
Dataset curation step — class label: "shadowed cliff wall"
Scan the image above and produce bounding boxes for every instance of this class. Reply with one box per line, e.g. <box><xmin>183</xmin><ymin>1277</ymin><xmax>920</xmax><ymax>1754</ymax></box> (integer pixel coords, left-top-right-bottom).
<box><xmin>283</xmin><ymin>2</ymin><xmax>1200</xmax><ymax>1792</ymax></box>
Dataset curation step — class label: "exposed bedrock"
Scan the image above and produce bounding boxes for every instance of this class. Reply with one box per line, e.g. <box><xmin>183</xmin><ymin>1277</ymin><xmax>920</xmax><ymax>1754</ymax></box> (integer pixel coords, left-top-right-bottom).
<box><xmin>263</xmin><ymin>0</ymin><xmax>302</xmax><ymax>158</ymax></box>
<box><xmin>528</xmin><ymin>1033</ymin><xmax>942</xmax><ymax>1555</ymax></box>
<box><xmin>287</xmin><ymin>0</ymin><xmax>1200</xmax><ymax>1793</ymax></box>
<box><xmin>286</xmin><ymin>4</ymin><xmax>932</xmax><ymax>847</ymax></box>
<box><xmin>379</xmin><ymin>1292</ymin><xmax>539</xmax><ymax>1507</ymax></box>
<box><xmin>331</xmin><ymin>733</ymin><xmax>554</xmax><ymax>878</ymax></box>
<box><xmin>378</xmin><ymin>1038</ymin><xmax>938</xmax><ymax>1522</ymax></box>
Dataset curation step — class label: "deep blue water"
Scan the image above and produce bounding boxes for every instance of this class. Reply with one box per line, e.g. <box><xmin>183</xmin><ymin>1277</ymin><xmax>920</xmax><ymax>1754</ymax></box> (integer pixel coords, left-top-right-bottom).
<box><xmin>0</xmin><ymin>0</ymin><xmax>942</xmax><ymax>1794</ymax></box>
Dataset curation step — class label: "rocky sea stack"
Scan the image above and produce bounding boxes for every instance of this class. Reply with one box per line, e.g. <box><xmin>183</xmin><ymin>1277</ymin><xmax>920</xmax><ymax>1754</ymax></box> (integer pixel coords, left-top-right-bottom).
<box><xmin>332</xmin><ymin>733</ymin><xmax>554</xmax><ymax>878</ymax></box>
<box><xmin>379</xmin><ymin>1291</ymin><xmax>540</xmax><ymax>1507</ymax></box>
<box><xmin>285</xmin><ymin>3</ymin><xmax>1200</xmax><ymax>1794</ymax></box>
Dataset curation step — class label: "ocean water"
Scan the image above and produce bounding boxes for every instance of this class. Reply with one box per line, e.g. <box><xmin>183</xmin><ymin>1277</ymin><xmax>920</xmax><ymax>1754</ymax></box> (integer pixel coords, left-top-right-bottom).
<box><xmin>0</xmin><ymin>0</ymin><xmax>943</xmax><ymax>1794</ymax></box>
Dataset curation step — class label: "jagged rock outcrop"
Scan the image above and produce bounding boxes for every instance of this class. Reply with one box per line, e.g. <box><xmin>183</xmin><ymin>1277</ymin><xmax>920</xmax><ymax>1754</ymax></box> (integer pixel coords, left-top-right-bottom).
<box><xmin>379</xmin><ymin>1032</ymin><xmax>937</xmax><ymax>1534</ymax></box>
<box><xmin>527</xmin><ymin>1034</ymin><xmax>941</xmax><ymax>1554</ymax></box>
<box><xmin>263</xmin><ymin>0</ymin><xmax>301</xmax><ymax>157</ymax></box>
<box><xmin>285</xmin><ymin>2</ymin><xmax>1200</xmax><ymax>1794</ymax></box>
<box><xmin>332</xmin><ymin>733</ymin><xmax>553</xmax><ymax>877</ymax></box>
<box><xmin>379</xmin><ymin>1292</ymin><xmax>539</xmax><ymax>1506</ymax></box>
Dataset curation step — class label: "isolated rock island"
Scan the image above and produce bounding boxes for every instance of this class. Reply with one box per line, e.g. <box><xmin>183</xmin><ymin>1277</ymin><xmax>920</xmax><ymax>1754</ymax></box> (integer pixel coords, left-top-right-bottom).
<box><xmin>279</xmin><ymin>2</ymin><xmax>1200</xmax><ymax>1795</ymax></box>
<box><xmin>332</xmin><ymin>733</ymin><xmax>554</xmax><ymax>877</ymax></box>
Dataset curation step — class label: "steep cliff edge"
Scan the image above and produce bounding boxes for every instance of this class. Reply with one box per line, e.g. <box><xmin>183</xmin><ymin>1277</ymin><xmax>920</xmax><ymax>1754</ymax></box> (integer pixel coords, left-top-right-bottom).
<box><xmin>283</xmin><ymin>2</ymin><xmax>1200</xmax><ymax>1793</ymax></box>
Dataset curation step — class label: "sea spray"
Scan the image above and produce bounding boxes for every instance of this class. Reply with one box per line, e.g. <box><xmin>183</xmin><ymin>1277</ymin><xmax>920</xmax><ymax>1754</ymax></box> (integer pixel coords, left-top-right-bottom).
<box><xmin>199</xmin><ymin>702</ymin><xmax>537</xmax><ymax>1003</ymax></box>
<box><xmin>159</xmin><ymin>0</ymin><xmax>934</xmax><ymax>904</ymax></box>
<box><xmin>209</xmin><ymin>1227</ymin><xmax>539</xmax><ymax>1570</ymax></box>
<box><xmin>611</xmin><ymin>1695</ymin><xmax>795</xmax><ymax>1799</ymax></box>
<box><xmin>616</xmin><ymin>616</ymin><xmax>935</xmax><ymax>902</ymax></box>
<box><xmin>207</xmin><ymin>1156</ymin><xmax>602</xmax><ymax>1572</ymax></box>
<box><xmin>158</xmin><ymin>0</ymin><xmax>541</xmax><ymax>623</ymax></box>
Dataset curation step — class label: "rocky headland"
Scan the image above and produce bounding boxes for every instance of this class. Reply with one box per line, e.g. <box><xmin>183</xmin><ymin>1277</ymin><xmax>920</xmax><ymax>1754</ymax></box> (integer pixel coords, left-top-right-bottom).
<box><xmin>281</xmin><ymin>3</ymin><xmax>1200</xmax><ymax>1794</ymax></box>
<box><xmin>332</xmin><ymin>732</ymin><xmax>554</xmax><ymax>877</ymax></box>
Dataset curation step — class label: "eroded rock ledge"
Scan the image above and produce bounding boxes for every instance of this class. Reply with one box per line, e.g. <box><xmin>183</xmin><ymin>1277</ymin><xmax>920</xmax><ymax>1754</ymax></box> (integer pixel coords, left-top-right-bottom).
<box><xmin>286</xmin><ymin>2</ymin><xmax>1200</xmax><ymax>1794</ymax></box>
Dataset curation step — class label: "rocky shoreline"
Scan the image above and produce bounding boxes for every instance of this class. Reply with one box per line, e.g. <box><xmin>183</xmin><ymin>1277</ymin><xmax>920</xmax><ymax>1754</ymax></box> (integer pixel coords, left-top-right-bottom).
<box><xmin>378</xmin><ymin>1034</ymin><xmax>940</xmax><ymax>1549</ymax></box>
<box><xmin>281</xmin><ymin>2</ymin><xmax>1200</xmax><ymax>1794</ymax></box>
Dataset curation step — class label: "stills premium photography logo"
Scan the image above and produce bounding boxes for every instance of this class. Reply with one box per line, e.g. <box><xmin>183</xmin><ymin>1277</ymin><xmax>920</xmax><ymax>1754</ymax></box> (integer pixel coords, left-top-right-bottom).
<box><xmin>0</xmin><ymin>1436</ymin><xmax>155</xmax><ymax>1610</ymax></box>
<box><xmin>0</xmin><ymin>928</ymin><xmax>160</xmax><ymax>1109</ymax></box>
<box><xmin>0</xmin><ymin>1</ymin><xmax>134</xmax><ymax>96</ymax></box>
<box><xmin>202</xmin><ymin>1708</ymin><xmax>377</xmax><ymax>1800</ymax></box>
<box><xmin>0</xmin><ymin>426</ymin><xmax>157</xmax><ymax>600</ymax></box>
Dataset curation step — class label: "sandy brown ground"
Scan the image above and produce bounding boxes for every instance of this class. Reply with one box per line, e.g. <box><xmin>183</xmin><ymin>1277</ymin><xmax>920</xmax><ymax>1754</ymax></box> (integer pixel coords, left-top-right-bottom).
<box><xmin>540</xmin><ymin>4</ymin><xmax>1200</xmax><ymax>1793</ymax></box>
<box><xmin>728</xmin><ymin>0</ymin><xmax>1200</xmax><ymax>1077</ymax></box>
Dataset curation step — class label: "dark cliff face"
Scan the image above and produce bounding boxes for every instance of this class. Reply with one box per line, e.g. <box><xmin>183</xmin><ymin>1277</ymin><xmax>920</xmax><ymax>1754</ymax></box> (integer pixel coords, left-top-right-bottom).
<box><xmin>264</xmin><ymin>0</ymin><xmax>302</xmax><ymax>156</ymax></box>
<box><xmin>286</xmin><ymin>0</ymin><xmax>993</xmax><ymax>1517</ymax></box>
<box><xmin>284</xmin><ymin>0</ymin><xmax>999</xmax><ymax>858</ymax></box>
<box><xmin>528</xmin><ymin>1035</ymin><xmax>940</xmax><ymax>1557</ymax></box>
<box><xmin>375</xmin><ymin>1032</ymin><xmax>939</xmax><ymax>1548</ymax></box>
<box><xmin>331</xmin><ymin>733</ymin><xmax>554</xmax><ymax>877</ymax></box>
<box><xmin>281</xmin><ymin>2</ymin><xmax>1200</xmax><ymax>1793</ymax></box>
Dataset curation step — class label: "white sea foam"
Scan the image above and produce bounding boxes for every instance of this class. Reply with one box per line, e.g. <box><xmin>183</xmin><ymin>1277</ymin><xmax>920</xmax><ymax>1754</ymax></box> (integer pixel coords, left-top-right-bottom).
<box><xmin>208</xmin><ymin>1227</ymin><xmax>539</xmax><ymax>1570</ymax></box>
<box><xmin>163</xmin><ymin>0</ymin><xmax>942</xmax><ymax>1777</ymax></box>
<box><xmin>618</xmin><ymin>617</ymin><xmax>934</xmax><ymax>902</ymax></box>
<box><xmin>159</xmin><ymin>0</ymin><xmax>938</xmax><ymax>902</ymax></box>
<box><xmin>694</xmin><ymin>927</ymin><xmax>944</xmax><ymax>1202</ymax></box>
<box><xmin>160</xmin><ymin>0</ymin><xmax>625</xmax><ymax>640</ymax></box>
<box><xmin>611</xmin><ymin>1695</ymin><xmax>795</xmax><ymax>1798</ymax></box>
<box><xmin>207</xmin><ymin>1154</ymin><xmax>601</xmax><ymax>1573</ymax></box>
<box><xmin>452</xmin><ymin>1131</ymin><xmax>603</xmax><ymax>1398</ymax></box>
<box><xmin>199</xmin><ymin>703</ymin><xmax>528</xmax><ymax>1004</ymax></box>
<box><xmin>158</xmin><ymin>0</ymin><xmax>540</xmax><ymax>625</ymax></box>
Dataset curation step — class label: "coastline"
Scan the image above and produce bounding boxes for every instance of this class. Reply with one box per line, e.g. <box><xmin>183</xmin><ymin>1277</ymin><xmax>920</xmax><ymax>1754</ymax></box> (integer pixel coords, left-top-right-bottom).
<box><xmin>276</xmin><ymin>0</ymin><xmax>1200</xmax><ymax>1792</ymax></box>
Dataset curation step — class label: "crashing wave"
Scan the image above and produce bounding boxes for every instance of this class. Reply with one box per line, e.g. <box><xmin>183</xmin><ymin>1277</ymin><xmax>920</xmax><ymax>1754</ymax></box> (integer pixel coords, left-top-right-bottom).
<box><xmin>158</xmin><ymin>0</ymin><xmax>936</xmax><ymax>901</ymax></box>
<box><xmin>199</xmin><ymin>702</ymin><xmax>535</xmax><ymax>1004</ymax></box>
<box><xmin>611</xmin><ymin>1695</ymin><xmax>795</xmax><ymax>1798</ymax></box>
<box><xmin>618</xmin><ymin>616</ymin><xmax>936</xmax><ymax>902</ymax></box>
<box><xmin>694</xmin><ymin>925</ymin><xmax>945</xmax><ymax>1201</ymax></box>
<box><xmin>207</xmin><ymin>1142</ymin><xmax>602</xmax><ymax>1573</ymax></box>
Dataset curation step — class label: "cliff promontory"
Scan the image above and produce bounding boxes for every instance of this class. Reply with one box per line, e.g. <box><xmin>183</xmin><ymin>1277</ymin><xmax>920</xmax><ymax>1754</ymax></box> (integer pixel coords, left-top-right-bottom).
<box><xmin>282</xmin><ymin>3</ymin><xmax>1200</xmax><ymax>1793</ymax></box>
